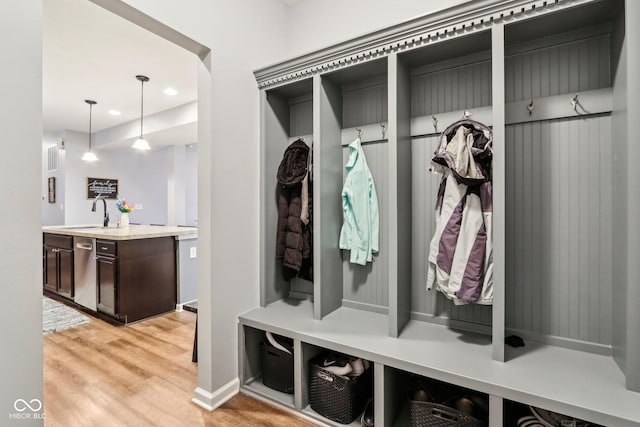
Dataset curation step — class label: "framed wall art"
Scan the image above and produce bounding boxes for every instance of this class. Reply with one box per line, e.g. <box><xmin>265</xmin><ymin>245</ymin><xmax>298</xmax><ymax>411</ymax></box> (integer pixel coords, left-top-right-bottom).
<box><xmin>47</xmin><ymin>177</ymin><xmax>56</xmax><ymax>203</ymax></box>
<box><xmin>87</xmin><ymin>177</ymin><xmax>118</xmax><ymax>199</ymax></box>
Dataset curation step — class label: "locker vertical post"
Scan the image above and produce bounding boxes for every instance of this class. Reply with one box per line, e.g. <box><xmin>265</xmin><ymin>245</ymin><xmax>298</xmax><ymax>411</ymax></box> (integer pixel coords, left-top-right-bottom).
<box><xmin>491</xmin><ymin>23</ymin><xmax>506</xmax><ymax>363</ymax></box>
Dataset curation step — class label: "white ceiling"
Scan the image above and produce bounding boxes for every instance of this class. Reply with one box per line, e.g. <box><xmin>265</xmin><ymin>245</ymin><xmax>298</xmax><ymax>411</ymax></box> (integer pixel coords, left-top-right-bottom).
<box><xmin>43</xmin><ymin>0</ymin><xmax>198</xmax><ymax>139</ymax></box>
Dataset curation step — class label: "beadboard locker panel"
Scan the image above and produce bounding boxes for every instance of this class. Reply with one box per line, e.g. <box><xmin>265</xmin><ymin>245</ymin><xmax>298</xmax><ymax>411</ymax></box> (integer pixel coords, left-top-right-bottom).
<box><xmin>261</xmin><ymin>80</ymin><xmax>314</xmax><ymax>307</ymax></box>
<box><xmin>411</xmin><ymin>60</ymin><xmax>492</xmax><ymax>118</ymax></box>
<box><xmin>323</xmin><ymin>57</ymin><xmax>388</xmax><ymax>131</ymax></box>
<box><xmin>403</xmin><ymin>33</ymin><xmax>495</xmax><ymax>329</ymax></box>
<box><xmin>410</xmin><ymin>135</ymin><xmax>492</xmax><ymax>328</ymax></box>
<box><xmin>319</xmin><ymin>59</ymin><xmax>390</xmax><ymax>313</ymax></box>
<box><xmin>399</xmin><ymin>30</ymin><xmax>492</xmax><ymax>124</ymax></box>
<box><xmin>289</xmin><ymin>94</ymin><xmax>313</xmax><ymax>137</ymax></box>
<box><xmin>505</xmin><ymin>33</ymin><xmax>611</xmax><ymax>103</ymax></box>
<box><xmin>342</xmin><ymin>79</ymin><xmax>388</xmax><ymax>129</ymax></box>
<box><xmin>341</xmin><ymin>140</ymin><xmax>389</xmax><ymax>312</ymax></box>
<box><xmin>505</xmin><ymin>115</ymin><xmax>613</xmax><ymax>346</ymax></box>
<box><xmin>289</xmin><ymin>94</ymin><xmax>314</xmax><ymax>299</ymax></box>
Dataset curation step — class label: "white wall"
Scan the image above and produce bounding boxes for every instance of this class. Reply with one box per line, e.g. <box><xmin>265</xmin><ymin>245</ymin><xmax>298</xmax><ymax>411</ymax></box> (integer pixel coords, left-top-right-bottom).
<box><xmin>284</xmin><ymin>0</ymin><xmax>472</xmax><ymax>58</ymax></box>
<box><xmin>0</xmin><ymin>1</ymin><xmax>44</xmax><ymax>425</ymax></box>
<box><xmin>42</xmin><ymin>129</ymin><xmax>199</xmax><ymax>227</ymax></box>
<box><xmin>113</xmin><ymin>0</ymin><xmax>289</xmax><ymax>409</ymax></box>
<box><xmin>185</xmin><ymin>144</ymin><xmax>198</xmax><ymax>226</ymax></box>
<box><xmin>106</xmin><ymin>148</ymin><xmax>169</xmax><ymax>225</ymax></box>
<box><xmin>167</xmin><ymin>145</ymin><xmax>186</xmax><ymax>226</ymax></box>
<box><xmin>41</xmin><ymin>133</ymin><xmax>65</xmax><ymax>226</ymax></box>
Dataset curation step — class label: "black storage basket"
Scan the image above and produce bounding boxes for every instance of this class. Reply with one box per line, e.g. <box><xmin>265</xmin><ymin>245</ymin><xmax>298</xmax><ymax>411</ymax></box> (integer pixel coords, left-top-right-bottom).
<box><xmin>260</xmin><ymin>342</ymin><xmax>294</xmax><ymax>394</ymax></box>
<box><xmin>309</xmin><ymin>356</ymin><xmax>373</xmax><ymax>424</ymax></box>
<box><xmin>410</xmin><ymin>400</ymin><xmax>483</xmax><ymax>427</ymax></box>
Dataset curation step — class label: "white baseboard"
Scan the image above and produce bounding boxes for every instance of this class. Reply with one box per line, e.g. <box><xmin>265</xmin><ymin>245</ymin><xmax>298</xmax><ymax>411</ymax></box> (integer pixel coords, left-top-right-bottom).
<box><xmin>176</xmin><ymin>299</ymin><xmax>198</xmax><ymax>312</ymax></box>
<box><xmin>191</xmin><ymin>377</ymin><xmax>240</xmax><ymax>411</ymax></box>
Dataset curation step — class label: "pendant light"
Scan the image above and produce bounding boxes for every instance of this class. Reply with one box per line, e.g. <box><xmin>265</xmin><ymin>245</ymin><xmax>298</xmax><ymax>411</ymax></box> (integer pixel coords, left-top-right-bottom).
<box><xmin>81</xmin><ymin>99</ymin><xmax>98</xmax><ymax>162</ymax></box>
<box><xmin>132</xmin><ymin>74</ymin><xmax>151</xmax><ymax>150</ymax></box>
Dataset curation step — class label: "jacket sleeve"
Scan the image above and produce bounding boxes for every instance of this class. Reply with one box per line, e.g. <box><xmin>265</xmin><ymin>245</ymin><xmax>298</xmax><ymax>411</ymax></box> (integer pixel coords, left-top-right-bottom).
<box><xmin>339</xmin><ymin>186</ymin><xmax>354</xmax><ymax>250</ymax></box>
<box><xmin>369</xmin><ymin>170</ymin><xmax>379</xmax><ymax>255</ymax></box>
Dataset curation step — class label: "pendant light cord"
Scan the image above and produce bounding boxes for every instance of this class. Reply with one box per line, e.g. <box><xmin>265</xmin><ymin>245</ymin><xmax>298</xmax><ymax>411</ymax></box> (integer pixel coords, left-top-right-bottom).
<box><xmin>133</xmin><ymin>75</ymin><xmax>150</xmax><ymax>149</ymax></box>
<box><xmin>85</xmin><ymin>99</ymin><xmax>96</xmax><ymax>153</ymax></box>
<box><xmin>89</xmin><ymin>102</ymin><xmax>93</xmax><ymax>151</ymax></box>
<box><xmin>140</xmin><ymin>78</ymin><xmax>144</xmax><ymax>138</ymax></box>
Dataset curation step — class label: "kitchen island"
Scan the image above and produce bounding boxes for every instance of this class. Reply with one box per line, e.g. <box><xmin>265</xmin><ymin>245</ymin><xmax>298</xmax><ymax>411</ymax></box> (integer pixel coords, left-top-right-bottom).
<box><xmin>43</xmin><ymin>225</ymin><xmax>197</xmax><ymax>324</ymax></box>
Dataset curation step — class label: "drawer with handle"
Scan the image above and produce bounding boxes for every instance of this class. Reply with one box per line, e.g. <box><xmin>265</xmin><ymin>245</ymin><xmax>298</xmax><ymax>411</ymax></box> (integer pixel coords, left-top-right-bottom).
<box><xmin>96</xmin><ymin>240</ymin><xmax>116</xmax><ymax>257</ymax></box>
<box><xmin>43</xmin><ymin>233</ymin><xmax>73</xmax><ymax>250</ymax></box>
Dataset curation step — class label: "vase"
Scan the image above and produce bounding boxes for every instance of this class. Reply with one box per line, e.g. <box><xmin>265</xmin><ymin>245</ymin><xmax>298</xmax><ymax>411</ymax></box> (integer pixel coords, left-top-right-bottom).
<box><xmin>119</xmin><ymin>212</ymin><xmax>130</xmax><ymax>228</ymax></box>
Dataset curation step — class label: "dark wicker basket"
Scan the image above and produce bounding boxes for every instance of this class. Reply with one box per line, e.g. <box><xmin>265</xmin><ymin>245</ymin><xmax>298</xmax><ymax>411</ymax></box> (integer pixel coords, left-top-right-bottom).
<box><xmin>410</xmin><ymin>400</ymin><xmax>483</xmax><ymax>427</ymax></box>
<box><xmin>309</xmin><ymin>358</ymin><xmax>373</xmax><ymax>424</ymax></box>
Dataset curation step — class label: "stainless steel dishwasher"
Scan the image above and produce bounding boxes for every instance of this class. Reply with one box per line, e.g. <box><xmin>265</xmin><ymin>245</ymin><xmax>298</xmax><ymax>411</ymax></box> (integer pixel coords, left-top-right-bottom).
<box><xmin>73</xmin><ymin>237</ymin><xmax>97</xmax><ymax>310</ymax></box>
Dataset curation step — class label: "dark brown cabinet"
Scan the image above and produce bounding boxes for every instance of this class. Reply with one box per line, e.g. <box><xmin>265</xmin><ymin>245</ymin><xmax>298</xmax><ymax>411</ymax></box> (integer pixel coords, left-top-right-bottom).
<box><xmin>96</xmin><ymin>237</ymin><xmax>176</xmax><ymax>323</ymax></box>
<box><xmin>96</xmin><ymin>243</ymin><xmax>117</xmax><ymax>316</ymax></box>
<box><xmin>43</xmin><ymin>234</ymin><xmax>74</xmax><ymax>298</ymax></box>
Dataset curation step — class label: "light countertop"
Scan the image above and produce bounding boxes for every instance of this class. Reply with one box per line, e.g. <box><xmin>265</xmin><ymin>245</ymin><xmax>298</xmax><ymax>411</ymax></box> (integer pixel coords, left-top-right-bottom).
<box><xmin>43</xmin><ymin>224</ymin><xmax>197</xmax><ymax>241</ymax></box>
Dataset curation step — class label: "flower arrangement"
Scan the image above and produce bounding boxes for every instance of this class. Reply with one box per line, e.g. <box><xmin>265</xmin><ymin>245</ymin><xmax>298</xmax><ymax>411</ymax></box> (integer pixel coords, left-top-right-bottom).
<box><xmin>116</xmin><ymin>195</ymin><xmax>135</xmax><ymax>213</ymax></box>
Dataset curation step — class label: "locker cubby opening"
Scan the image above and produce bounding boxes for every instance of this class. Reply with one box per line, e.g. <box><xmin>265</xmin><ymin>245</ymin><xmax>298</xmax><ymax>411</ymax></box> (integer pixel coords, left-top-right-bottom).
<box><xmin>383</xmin><ymin>366</ymin><xmax>489</xmax><ymax>427</ymax></box>
<box><xmin>315</xmin><ymin>57</ymin><xmax>390</xmax><ymax>320</ymax></box>
<box><xmin>502</xmin><ymin>0</ymin><xmax>624</xmax><ymax>357</ymax></box>
<box><xmin>261</xmin><ymin>78</ymin><xmax>314</xmax><ymax>309</ymax></box>
<box><xmin>323</xmin><ymin>56</ymin><xmax>389</xmax><ymax>131</ymax></box>
<box><xmin>503</xmin><ymin>399</ymin><xmax>605</xmax><ymax>427</ymax></box>
<box><xmin>301</xmin><ymin>342</ymin><xmax>374</xmax><ymax>427</ymax></box>
<box><xmin>240</xmin><ymin>325</ymin><xmax>295</xmax><ymax>408</ymax></box>
<box><xmin>402</xmin><ymin>30</ymin><xmax>493</xmax><ymax>119</ymax></box>
<box><xmin>394</xmin><ymin>30</ymin><xmax>494</xmax><ymax>337</ymax></box>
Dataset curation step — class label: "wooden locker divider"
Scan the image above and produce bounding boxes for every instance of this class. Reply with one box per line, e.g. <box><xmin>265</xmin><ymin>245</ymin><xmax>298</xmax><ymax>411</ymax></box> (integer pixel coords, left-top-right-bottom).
<box><xmin>388</xmin><ymin>53</ymin><xmax>412</xmax><ymax>338</ymax></box>
<box><xmin>313</xmin><ymin>74</ymin><xmax>343</xmax><ymax>320</ymax></box>
<box><xmin>491</xmin><ymin>23</ymin><xmax>506</xmax><ymax>363</ymax></box>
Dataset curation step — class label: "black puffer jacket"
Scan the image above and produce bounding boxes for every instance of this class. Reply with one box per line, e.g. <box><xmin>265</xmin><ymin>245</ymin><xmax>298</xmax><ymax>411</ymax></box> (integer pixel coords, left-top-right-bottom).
<box><xmin>276</xmin><ymin>139</ymin><xmax>313</xmax><ymax>281</ymax></box>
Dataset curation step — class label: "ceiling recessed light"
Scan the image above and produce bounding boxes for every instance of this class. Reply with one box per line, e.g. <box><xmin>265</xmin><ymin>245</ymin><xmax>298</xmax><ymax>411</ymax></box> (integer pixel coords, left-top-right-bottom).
<box><xmin>164</xmin><ymin>87</ymin><xmax>178</xmax><ymax>96</ymax></box>
<box><xmin>108</xmin><ymin>110</ymin><xmax>121</xmax><ymax>116</ymax></box>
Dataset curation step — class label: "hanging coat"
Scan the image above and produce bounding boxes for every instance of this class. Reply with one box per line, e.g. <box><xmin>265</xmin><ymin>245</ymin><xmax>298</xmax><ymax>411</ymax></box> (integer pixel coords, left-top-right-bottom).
<box><xmin>276</xmin><ymin>139</ymin><xmax>313</xmax><ymax>281</ymax></box>
<box><xmin>426</xmin><ymin>121</ymin><xmax>493</xmax><ymax>305</ymax></box>
<box><xmin>339</xmin><ymin>137</ymin><xmax>379</xmax><ymax>265</ymax></box>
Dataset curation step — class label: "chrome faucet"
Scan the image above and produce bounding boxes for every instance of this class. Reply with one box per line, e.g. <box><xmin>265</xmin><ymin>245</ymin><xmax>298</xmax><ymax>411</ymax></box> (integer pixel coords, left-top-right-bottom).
<box><xmin>91</xmin><ymin>195</ymin><xmax>110</xmax><ymax>227</ymax></box>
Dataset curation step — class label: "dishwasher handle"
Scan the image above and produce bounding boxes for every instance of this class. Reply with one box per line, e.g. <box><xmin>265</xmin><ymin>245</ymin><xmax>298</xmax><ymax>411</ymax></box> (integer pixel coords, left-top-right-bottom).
<box><xmin>76</xmin><ymin>243</ymin><xmax>93</xmax><ymax>251</ymax></box>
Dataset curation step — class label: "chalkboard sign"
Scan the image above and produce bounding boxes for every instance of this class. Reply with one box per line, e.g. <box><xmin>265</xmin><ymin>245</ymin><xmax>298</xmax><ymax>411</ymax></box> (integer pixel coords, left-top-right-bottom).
<box><xmin>87</xmin><ymin>177</ymin><xmax>119</xmax><ymax>199</ymax></box>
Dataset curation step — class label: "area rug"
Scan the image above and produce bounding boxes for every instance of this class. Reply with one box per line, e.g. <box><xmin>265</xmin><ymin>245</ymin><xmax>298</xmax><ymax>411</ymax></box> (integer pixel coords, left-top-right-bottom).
<box><xmin>43</xmin><ymin>297</ymin><xmax>90</xmax><ymax>335</ymax></box>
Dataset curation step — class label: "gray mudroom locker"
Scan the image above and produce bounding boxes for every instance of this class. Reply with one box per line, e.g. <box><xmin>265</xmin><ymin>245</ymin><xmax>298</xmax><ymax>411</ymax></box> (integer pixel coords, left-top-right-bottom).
<box><xmin>240</xmin><ymin>0</ymin><xmax>640</xmax><ymax>426</ymax></box>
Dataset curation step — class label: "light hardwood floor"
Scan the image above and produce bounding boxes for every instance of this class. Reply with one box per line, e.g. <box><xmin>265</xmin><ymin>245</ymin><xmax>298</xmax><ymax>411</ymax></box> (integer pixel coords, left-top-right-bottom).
<box><xmin>43</xmin><ymin>307</ymin><xmax>314</xmax><ymax>426</ymax></box>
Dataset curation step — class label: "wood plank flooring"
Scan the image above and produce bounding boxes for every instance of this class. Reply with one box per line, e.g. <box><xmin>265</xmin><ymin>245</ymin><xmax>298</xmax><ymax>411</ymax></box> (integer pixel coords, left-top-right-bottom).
<box><xmin>43</xmin><ymin>308</ymin><xmax>314</xmax><ymax>426</ymax></box>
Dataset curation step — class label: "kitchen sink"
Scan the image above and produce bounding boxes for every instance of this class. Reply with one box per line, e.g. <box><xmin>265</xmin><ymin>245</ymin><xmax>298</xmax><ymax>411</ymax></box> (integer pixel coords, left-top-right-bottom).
<box><xmin>58</xmin><ymin>225</ymin><xmax>106</xmax><ymax>230</ymax></box>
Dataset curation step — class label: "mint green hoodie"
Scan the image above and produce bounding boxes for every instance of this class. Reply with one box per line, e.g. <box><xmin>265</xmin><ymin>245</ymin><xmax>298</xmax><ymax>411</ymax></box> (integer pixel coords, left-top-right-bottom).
<box><xmin>339</xmin><ymin>138</ymin><xmax>379</xmax><ymax>265</ymax></box>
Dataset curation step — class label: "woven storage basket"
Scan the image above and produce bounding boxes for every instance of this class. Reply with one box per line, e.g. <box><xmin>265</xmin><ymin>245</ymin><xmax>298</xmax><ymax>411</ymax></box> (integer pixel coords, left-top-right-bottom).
<box><xmin>410</xmin><ymin>401</ymin><xmax>483</xmax><ymax>427</ymax></box>
<box><xmin>309</xmin><ymin>359</ymin><xmax>373</xmax><ymax>424</ymax></box>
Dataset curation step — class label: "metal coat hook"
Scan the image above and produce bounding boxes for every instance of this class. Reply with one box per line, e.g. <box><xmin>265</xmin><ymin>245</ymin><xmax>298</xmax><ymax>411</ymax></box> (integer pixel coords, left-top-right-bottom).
<box><xmin>527</xmin><ymin>99</ymin><xmax>535</xmax><ymax>115</ymax></box>
<box><xmin>571</xmin><ymin>94</ymin><xmax>579</xmax><ymax>112</ymax></box>
<box><xmin>432</xmin><ymin>115</ymin><xmax>438</xmax><ymax>130</ymax></box>
<box><xmin>380</xmin><ymin>123</ymin><xmax>387</xmax><ymax>139</ymax></box>
<box><xmin>356</xmin><ymin>128</ymin><xmax>363</xmax><ymax>138</ymax></box>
